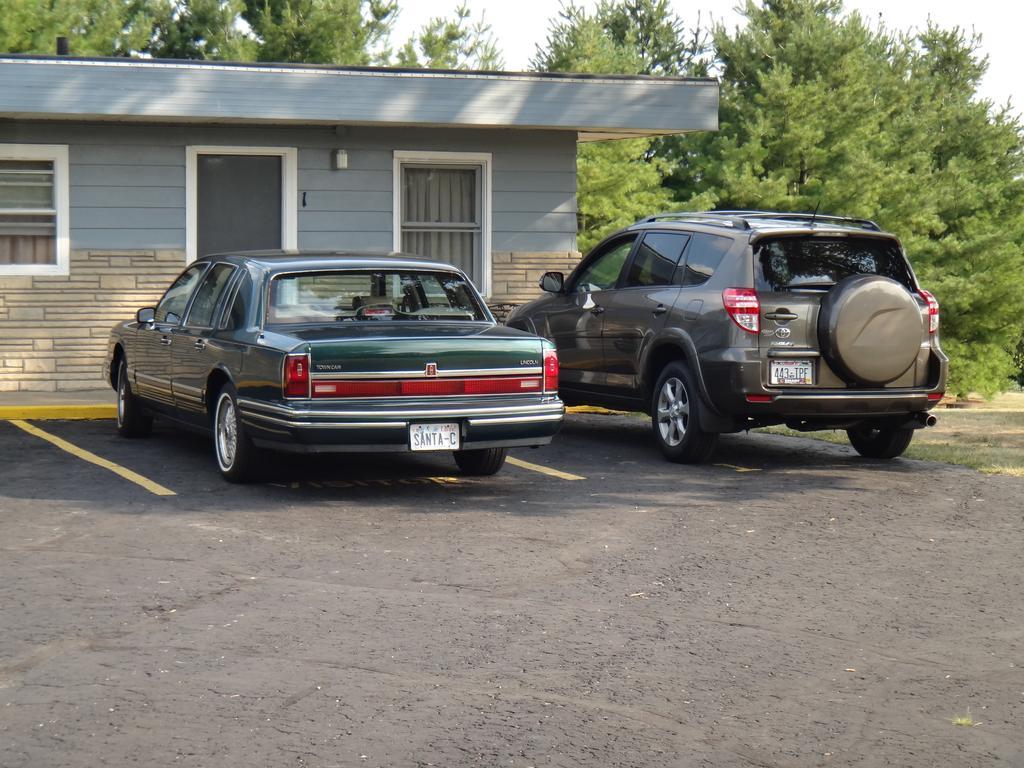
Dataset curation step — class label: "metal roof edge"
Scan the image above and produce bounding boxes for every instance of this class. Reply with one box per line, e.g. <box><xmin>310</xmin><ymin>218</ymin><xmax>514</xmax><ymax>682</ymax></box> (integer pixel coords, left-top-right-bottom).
<box><xmin>0</xmin><ymin>54</ymin><xmax>719</xmax><ymax>87</ymax></box>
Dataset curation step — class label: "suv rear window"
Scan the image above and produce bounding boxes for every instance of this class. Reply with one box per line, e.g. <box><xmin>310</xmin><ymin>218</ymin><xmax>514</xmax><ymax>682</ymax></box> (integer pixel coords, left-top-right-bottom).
<box><xmin>755</xmin><ymin>236</ymin><xmax>915</xmax><ymax>292</ymax></box>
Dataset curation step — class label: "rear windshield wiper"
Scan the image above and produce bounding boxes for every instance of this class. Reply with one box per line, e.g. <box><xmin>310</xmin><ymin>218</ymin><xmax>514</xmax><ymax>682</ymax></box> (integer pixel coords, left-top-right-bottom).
<box><xmin>780</xmin><ymin>281</ymin><xmax>836</xmax><ymax>290</ymax></box>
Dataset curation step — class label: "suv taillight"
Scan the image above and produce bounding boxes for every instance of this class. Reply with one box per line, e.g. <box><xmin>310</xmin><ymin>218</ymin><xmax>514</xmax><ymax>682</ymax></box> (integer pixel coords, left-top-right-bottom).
<box><xmin>723</xmin><ymin>288</ymin><xmax>760</xmax><ymax>334</ymax></box>
<box><xmin>543</xmin><ymin>347</ymin><xmax>559</xmax><ymax>393</ymax></box>
<box><xmin>919</xmin><ymin>290</ymin><xmax>939</xmax><ymax>333</ymax></box>
<box><xmin>283</xmin><ymin>352</ymin><xmax>310</xmax><ymax>398</ymax></box>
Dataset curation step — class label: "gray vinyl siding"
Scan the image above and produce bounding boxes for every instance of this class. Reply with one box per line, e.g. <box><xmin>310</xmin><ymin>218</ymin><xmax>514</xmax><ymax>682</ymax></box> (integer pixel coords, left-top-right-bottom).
<box><xmin>0</xmin><ymin>122</ymin><xmax>577</xmax><ymax>253</ymax></box>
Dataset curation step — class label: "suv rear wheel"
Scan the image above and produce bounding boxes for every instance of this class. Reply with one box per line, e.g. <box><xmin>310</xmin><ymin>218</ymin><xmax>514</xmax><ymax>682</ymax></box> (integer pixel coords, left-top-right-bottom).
<box><xmin>846</xmin><ymin>424</ymin><xmax>914</xmax><ymax>459</ymax></box>
<box><xmin>652</xmin><ymin>361</ymin><xmax>718</xmax><ymax>463</ymax></box>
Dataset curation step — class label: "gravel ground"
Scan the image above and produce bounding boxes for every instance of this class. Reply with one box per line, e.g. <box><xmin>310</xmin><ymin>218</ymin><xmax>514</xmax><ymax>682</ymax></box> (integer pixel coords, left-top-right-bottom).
<box><xmin>1</xmin><ymin>413</ymin><xmax>1022</xmax><ymax>767</ymax></box>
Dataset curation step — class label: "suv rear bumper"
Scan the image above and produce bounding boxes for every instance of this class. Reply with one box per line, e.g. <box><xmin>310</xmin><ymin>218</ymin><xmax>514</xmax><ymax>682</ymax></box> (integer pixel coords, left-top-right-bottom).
<box><xmin>699</xmin><ymin>347</ymin><xmax>947</xmax><ymax>419</ymax></box>
<box><xmin>745</xmin><ymin>390</ymin><xmax>940</xmax><ymax>417</ymax></box>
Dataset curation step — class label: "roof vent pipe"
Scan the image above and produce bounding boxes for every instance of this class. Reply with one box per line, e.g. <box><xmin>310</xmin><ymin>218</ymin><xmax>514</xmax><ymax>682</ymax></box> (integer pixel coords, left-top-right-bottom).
<box><xmin>56</xmin><ymin>37</ymin><xmax>69</xmax><ymax>56</ymax></box>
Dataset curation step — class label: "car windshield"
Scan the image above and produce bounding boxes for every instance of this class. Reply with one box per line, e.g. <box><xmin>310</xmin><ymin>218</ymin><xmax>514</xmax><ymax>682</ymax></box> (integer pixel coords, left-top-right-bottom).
<box><xmin>755</xmin><ymin>236</ymin><xmax>915</xmax><ymax>291</ymax></box>
<box><xmin>266</xmin><ymin>270</ymin><xmax>488</xmax><ymax>324</ymax></box>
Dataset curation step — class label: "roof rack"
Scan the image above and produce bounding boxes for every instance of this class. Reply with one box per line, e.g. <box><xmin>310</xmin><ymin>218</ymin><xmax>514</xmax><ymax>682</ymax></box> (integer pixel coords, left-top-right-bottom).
<box><xmin>707</xmin><ymin>210</ymin><xmax>881</xmax><ymax>231</ymax></box>
<box><xmin>636</xmin><ymin>212</ymin><xmax>751</xmax><ymax>229</ymax></box>
<box><xmin>636</xmin><ymin>210</ymin><xmax>881</xmax><ymax>232</ymax></box>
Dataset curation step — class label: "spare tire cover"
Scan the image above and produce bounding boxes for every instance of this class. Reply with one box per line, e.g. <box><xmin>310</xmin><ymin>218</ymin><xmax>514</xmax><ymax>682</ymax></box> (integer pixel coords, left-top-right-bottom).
<box><xmin>817</xmin><ymin>274</ymin><xmax>922</xmax><ymax>386</ymax></box>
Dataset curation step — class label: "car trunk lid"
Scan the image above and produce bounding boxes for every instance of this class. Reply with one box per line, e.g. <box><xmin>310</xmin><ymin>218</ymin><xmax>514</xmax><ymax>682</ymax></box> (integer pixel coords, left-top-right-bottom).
<box><xmin>274</xmin><ymin>323</ymin><xmax>550</xmax><ymax>398</ymax></box>
<box><xmin>291</xmin><ymin>323</ymin><xmax>546</xmax><ymax>375</ymax></box>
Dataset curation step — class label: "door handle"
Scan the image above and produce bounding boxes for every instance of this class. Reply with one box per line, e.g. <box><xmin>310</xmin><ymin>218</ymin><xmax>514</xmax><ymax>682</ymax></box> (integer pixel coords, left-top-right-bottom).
<box><xmin>590</xmin><ymin>306</ymin><xmax>605</xmax><ymax>315</ymax></box>
<box><xmin>194</xmin><ymin>339</ymin><xmax>207</xmax><ymax>351</ymax></box>
<box><xmin>652</xmin><ymin>304</ymin><xmax>668</xmax><ymax>316</ymax></box>
<box><xmin>765</xmin><ymin>311</ymin><xmax>799</xmax><ymax>321</ymax></box>
<box><xmin>160</xmin><ymin>335</ymin><xmax>172</xmax><ymax>346</ymax></box>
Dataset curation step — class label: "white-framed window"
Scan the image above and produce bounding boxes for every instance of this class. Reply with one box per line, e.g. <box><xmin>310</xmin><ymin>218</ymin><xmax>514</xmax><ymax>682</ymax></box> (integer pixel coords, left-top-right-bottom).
<box><xmin>393</xmin><ymin>151</ymin><xmax>492</xmax><ymax>297</ymax></box>
<box><xmin>0</xmin><ymin>144</ymin><xmax>70</xmax><ymax>276</ymax></box>
<box><xmin>185</xmin><ymin>146</ymin><xmax>298</xmax><ymax>263</ymax></box>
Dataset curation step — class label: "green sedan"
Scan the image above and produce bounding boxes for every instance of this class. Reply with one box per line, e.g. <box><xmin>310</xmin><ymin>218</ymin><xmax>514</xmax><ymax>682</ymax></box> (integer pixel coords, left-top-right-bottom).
<box><xmin>104</xmin><ymin>252</ymin><xmax>564</xmax><ymax>481</ymax></box>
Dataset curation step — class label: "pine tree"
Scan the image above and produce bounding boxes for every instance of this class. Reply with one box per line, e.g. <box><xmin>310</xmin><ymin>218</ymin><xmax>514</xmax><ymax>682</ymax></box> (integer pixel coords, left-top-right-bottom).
<box><xmin>147</xmin><ymin>0</ymin><xmax>255</xmax><ymax>60</ymax></box>
<box><xmin>532</xmin><ymin>4</ymin><xmax>673</xmax><ymax>253</ymax></box>
<box><xmin>241</xmin><ymin>0</ymin><xmax>396</xmax><ymax>65</ymax></box>
<box><xmin>396</xmin><ymin>3</ymin><xmax>503</xmax><ymax>70</ymax></box>
<box><xmin>0</xmin><ymin>0</ymin><xmax>156</xmax><ymax>56</ymax></box>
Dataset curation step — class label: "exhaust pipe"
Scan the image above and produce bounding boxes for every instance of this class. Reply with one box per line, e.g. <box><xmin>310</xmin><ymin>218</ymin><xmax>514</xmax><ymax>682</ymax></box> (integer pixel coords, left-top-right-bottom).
<box><xmin>914</xmin><ymin>412</ymin><xmax>938</xmax><ymax>428</ymax></box>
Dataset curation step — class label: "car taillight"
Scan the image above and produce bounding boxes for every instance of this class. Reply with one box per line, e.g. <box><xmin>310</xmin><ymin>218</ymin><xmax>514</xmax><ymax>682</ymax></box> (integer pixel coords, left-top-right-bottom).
<box><xmin>543</xmin><ymin>347</ymin><xmax>559</xmax><ymax>393</ymax></box>
<box><xmin>283</xmin><ymin>352</ymin><xmax>310</xmax><ymax>398</ymax></box>
<box><xmin>723</xmin><ymin>288</ymin><xmax>760</xmax><ymax>333</ymax></box>
<box><xmin>919</xmin><ymin>289</ymin><xmax>939</xmax><ymax>333</ymax></box>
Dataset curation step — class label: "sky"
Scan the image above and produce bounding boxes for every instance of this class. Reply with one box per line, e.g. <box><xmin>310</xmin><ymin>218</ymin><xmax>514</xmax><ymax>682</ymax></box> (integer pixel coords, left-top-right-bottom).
<box><xmin>390</xmin><ymin>0</ymin><xmax>1021</xmax><ymax>114</ymax></box>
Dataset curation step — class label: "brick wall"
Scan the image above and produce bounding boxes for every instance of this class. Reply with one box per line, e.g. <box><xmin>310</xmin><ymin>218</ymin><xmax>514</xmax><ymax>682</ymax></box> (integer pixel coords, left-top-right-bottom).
<box><xmin>0</xmin><ymin>250</ymin><xmax>186</xmax><ymax>392</ymax></box>
<box><xmin>489</xmin><ymin>250</ymin><xmax>582</xmax><ymax>321</ymax></box>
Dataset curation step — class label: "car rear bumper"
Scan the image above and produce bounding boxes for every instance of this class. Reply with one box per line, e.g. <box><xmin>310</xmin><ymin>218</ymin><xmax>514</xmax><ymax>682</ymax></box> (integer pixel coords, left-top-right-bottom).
<box><xmin>236</xmin><ymin>395</ymin><xmax>564</xmax><ymax>453</ymax></box>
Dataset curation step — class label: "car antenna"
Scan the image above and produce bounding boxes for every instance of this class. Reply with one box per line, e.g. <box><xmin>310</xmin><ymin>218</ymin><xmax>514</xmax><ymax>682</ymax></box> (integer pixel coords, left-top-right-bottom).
<box><xmin>809</xmin><ymin>200</ymin><xmax>820</xmax><ymax>227</ymax></box>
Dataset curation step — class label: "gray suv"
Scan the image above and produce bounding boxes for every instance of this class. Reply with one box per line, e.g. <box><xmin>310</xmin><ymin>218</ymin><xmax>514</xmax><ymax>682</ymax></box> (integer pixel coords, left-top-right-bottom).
<box><xmin>506</xmin><ymin>211</ymin><xmax>948</xmax><ymax>463</ymax></box>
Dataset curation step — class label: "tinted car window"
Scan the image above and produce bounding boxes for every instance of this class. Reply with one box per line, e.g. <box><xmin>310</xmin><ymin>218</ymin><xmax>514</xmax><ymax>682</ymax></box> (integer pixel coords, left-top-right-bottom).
<box><xmin>624</xmin><ymin>232</ymin><xmax>690</xmax><ymax>287</ymax></box>
<box><xmin>186</xmin><ymin>263</ymin><xmax>236</xmax><ymax>328</ymax></box>
<box><xmin>573</xmin><ymin>236</ymin><xmax>636</xmax><ymax>293</ymax></box>
<box><xmin>755</xmin><ymin>236</ymin><xmax>915</xmax><ymax>291</ymax></box>
<box><xmin>222</xmin><ymin>270</ymin><xmax>253</xmax><ymax>330</ymax></box>
<box><xmin>155</xmin><ymin>264</ymin><xmax>207</xmax><ymax>324</ymax></box>
<box><xmin>680</xmin><ymin>233</ymin><xmax>732</xmax><ymax>286</ymax></box>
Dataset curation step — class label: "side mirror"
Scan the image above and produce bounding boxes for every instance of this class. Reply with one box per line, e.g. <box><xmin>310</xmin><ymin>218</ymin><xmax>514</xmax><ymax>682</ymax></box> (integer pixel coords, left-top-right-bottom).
<box><xmin>539</xmin><ymin>271</ymin><xmax>564</xmax><ymax>293</ymax></box>
<box><xmin>136</xmin><ymin>307</ymin><xmax>155</xmax><ymax>324</ymax></box>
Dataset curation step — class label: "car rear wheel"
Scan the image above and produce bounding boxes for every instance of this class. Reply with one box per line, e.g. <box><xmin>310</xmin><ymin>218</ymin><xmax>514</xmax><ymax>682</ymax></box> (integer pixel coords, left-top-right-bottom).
<box><xmin>116</xmin><ymin>360</ymin><xmax>152</xmax><ymax>438</ymax></box>
<box><xmin>454</xmin><ymin>447</ymin><xmax>507</xmax><ymax>475</ymax></box>
<box><xmin>214</xmin><ymin>384</ymin><xmax>261</xmax><ymax>482</ymax></box>
<box><xmin>652</xmin><ymin>361</ymin><xmax>718</xmax><ymax>463</ymax></box>
<box><xmin>846</xmin><ymin>424</ymin><xmax>915</xmax><ymax>459</ymax></box>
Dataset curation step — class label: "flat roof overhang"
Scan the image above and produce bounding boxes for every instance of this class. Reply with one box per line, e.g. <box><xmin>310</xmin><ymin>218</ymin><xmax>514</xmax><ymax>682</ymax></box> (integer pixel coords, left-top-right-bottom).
<box><xmin>0</xmin><ymin>56</ymin><xmax>718</xmax><ymax>140</ymax></box>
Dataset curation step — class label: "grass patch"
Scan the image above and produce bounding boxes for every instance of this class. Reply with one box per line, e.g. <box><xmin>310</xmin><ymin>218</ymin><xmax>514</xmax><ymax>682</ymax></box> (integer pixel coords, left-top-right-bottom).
<box><xmin>952</xmin><ymin>710</ymin><xmax>977</xmax><ymax>727</ymax></box>
<box><xmin>756</xmin><ymin>393</ymin><xmax>1024</xmax><ymax>477</ymax></box>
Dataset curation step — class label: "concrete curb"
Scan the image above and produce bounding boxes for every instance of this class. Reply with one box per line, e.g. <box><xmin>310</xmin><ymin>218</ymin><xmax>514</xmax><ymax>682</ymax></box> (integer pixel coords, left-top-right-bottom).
<box><xmin>0</xmin><ymin>404</ymin><xmax>117</xmax><ymax>420</ymax></box>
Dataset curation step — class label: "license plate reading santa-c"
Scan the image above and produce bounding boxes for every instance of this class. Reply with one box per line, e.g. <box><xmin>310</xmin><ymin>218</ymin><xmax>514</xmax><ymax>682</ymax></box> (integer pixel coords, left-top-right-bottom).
<box><xmin>769</xmin><ymin>360</ymin><xmax>814</xmax><ymax>386</ymax></box>
<box><xmin>410</xmin><ymin>423</ymin><xmax>461</xmax><ymax>451</ymax></box>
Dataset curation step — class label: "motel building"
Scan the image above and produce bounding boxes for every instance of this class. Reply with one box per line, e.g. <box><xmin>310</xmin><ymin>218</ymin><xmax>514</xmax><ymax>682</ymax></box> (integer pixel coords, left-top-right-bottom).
<box><xmin>0</xmin><ymin>54</ymin><xmax>718</xmax><ymax>393</ymax></box>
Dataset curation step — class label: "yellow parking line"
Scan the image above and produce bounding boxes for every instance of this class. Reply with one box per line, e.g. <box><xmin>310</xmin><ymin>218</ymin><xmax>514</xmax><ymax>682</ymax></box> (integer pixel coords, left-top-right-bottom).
<box><xmin>566</xmin><ymin>405</ymin><xmax>629</xmax><ymax>415</ymax></box>
<box><xmin>507</xmin><ymin>456</ymin><xmax>585</xmax><ymax>481</ymax></box>
<box><xmin>714</xmin><ymin>463</ymin><xmax>761</xmax><ymax>473</ymax></box>
<box><xmin>8</xmin><ymin>420</ymin><xmax>176</xmax><ymax>497</ymax></box>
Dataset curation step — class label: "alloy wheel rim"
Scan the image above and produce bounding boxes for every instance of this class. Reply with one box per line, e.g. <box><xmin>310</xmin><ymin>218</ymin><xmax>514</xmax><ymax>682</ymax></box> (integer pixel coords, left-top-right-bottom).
<box><xmin>216</xmin><ymin>394</ymin><xmax>238</xmax><ymax>470</ymax></box>
<box><xmin>656</xmin><ymin>377</ymin><xmax>689</xmax><ymax>447</ymax></box>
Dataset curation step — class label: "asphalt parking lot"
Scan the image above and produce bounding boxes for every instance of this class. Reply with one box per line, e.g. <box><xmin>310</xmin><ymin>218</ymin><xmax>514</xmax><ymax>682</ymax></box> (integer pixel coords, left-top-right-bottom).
<box><xmin>1</xmin><ymin>413</ymin><xmax>1023</xmax><ymax>767</ymax></box>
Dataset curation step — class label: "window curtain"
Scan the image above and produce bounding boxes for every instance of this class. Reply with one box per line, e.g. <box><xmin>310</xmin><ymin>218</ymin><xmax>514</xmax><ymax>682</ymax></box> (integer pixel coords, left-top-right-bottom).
<box><xmin>401</xmin><ymin>167</ymin><xmax>479</xmax><ymax>279</ymax></box>
<box><xmin>0</xmin><ymin>160</ymin><xmax>56</xmax><ymax>265</ymax></box>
